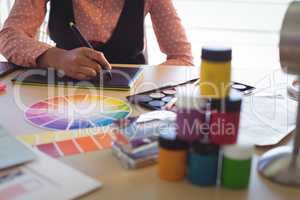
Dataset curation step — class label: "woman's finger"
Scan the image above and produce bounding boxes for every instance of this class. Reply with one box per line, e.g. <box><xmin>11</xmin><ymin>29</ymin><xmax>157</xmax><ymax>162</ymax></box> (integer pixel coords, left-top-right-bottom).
<box><xmin>77</xmin><ymin>55</ymin><xmax>102</xmax><ymax>73</ymax></box>
<box><xmin>82</xmin><ymin>48</ymin><xmax>112</xmax><ymax>70</ymax></box>
<box><xmin>74</xmin><ymin>66</ymin><xmax>97</xmax><ymax>77</ymax></box>
<box><xmin>72</xmin><ymin>72</ymin><xmax>89</xmax><ymax>80</ymax></box>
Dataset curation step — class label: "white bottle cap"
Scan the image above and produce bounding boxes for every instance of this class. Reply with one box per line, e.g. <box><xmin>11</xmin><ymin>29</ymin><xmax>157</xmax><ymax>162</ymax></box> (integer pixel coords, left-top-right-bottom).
<box><xmin>176</xmin><ymin>85</ymin><xmax>207</xmax><ymax>110</ymax></box>
<box><xmin>222</xmin><ymin>142</ymin><xmax>254</xmax><ymax>160</ymax></box>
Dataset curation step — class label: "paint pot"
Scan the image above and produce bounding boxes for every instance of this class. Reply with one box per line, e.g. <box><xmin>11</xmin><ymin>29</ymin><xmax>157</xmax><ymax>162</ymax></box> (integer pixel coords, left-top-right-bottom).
<box><xmin>209</xmin><ymin>90</ymin><xmax>242</xmax><ymax>145</ymax></box>
<box><xmin>176</xmin><ymin>85</ymin><xmax>207</xmax><ymax>144</ymax></box>
<box><xmin>149</xmin><ymin>92</ymin><xmax>166</xmax><ymax>99</ymax></box>
<box><xmin>162</xmin><ymin>89</ymin><xmax>177</xmax><ymax>96</ymax></box>
<box><xmin>158</xmin><ymin>129</ymin><xmax>189</xmax><ymax>181</ymax></box>
<box><xmin>231</xmin><ymin>83</ymin><xmax>247</xmax><ymax>90</ymax></box>
<box><xmin>148</xmin><ymin>100</ymin><xmax>165</xmax><ymax>108</ymax></box>
<box><xmin>132</xmin><ymin>95</ymin><xmax>153</xmax><ymax>103</ymax></box>
<box><xmin>200</xmin><ymin>46</ymin><xmax>232</xmax><ymax>99</ymax></box>
<box><xmin>221</xmin><ymin>143</ymin><xmax>254</xmax><ymax>189</ymax></box>
<box><xmin>188</xmin><ymin>142</ymin><xmax>219</xmax><ymax>186</ymax></box>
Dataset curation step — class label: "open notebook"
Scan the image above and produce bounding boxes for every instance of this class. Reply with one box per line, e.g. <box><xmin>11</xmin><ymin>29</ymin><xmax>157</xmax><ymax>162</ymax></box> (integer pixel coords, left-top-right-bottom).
<box><xmin>11</xmin><ymin>67</ymin><xmax>144</xmax><ymax>90</ymax></box>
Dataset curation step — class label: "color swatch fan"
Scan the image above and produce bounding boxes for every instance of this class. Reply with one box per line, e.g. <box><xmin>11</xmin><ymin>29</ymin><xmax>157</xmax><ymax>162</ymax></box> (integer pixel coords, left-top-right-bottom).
<box><xmin>25</xmin><ymin>94</ymin><xmax>131</xmax><ymax>130</ymax></box>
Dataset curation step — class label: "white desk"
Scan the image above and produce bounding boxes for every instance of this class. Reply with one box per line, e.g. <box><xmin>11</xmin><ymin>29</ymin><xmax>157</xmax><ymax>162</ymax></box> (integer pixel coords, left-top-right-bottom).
<box><xmin>0</xmin><ymin>65</ymin><xmax>299</xmax><ymax>200</ymax></box>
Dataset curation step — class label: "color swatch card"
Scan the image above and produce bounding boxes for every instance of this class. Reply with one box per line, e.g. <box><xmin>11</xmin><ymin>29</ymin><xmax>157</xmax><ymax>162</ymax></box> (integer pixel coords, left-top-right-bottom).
<box><xmin>24</xmin><ymin>94</ymin><xmax>131</xmax><ymax>131</ymax></box>
<box><xmin>17</xmin><ymin>128</ymin><xmax>126</xmax><ymax>158</ymax></box>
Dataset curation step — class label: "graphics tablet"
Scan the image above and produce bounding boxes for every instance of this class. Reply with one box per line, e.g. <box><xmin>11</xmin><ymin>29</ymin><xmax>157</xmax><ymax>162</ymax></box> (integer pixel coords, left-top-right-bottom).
<box><xmin>11</xmin><ymin>66</ymin><xmax>143</xmax><ymax>90</ymax></box>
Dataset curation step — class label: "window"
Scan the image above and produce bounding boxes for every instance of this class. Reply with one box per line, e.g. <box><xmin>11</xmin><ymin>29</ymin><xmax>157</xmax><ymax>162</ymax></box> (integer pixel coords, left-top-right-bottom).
<box><xmin>146</xmin><ymin>0</ymin><xmax>291</xmax><ymax>68</ymax></box>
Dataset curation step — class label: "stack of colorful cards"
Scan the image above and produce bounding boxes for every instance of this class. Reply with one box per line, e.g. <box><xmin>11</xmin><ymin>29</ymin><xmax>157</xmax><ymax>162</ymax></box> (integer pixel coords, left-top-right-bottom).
<box><xmin>112</xmin><ymin>111</ymin><xmax>176</xmax><ymax>169</ymax></box>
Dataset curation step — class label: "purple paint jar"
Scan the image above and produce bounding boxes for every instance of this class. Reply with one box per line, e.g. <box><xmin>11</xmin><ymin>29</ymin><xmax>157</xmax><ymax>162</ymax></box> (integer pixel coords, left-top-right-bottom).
<box><xmin>176</xmin><ymin>85</ymin><xmax>208</xmax><ymax>144</ymax></box>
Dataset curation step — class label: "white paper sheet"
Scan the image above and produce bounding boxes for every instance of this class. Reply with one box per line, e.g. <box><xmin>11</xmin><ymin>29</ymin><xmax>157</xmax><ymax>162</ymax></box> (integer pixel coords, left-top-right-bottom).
<box><xmin>0</xmin><ymin>149</ymin><xmax>102</xmax><ymax>200</ymax></box>
<box><xmin>239</xmin><ymin>95</ymin><xmax>297</xmax><ymax>146</ymax></box>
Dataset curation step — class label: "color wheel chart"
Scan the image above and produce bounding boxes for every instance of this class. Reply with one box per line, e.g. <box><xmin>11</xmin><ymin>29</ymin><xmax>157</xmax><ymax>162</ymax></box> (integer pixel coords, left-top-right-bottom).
<box><xmin>24</xmin><ymin>94</ymin><xmax>131</xmax><ymax>130</ymax></box>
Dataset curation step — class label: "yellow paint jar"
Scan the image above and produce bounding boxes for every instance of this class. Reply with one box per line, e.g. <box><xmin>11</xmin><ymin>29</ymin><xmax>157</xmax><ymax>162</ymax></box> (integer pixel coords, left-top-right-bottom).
<box><xmin>200</xmin><ymin>46</ymin><xmax>232</xmax><ymax>99</ymax></box>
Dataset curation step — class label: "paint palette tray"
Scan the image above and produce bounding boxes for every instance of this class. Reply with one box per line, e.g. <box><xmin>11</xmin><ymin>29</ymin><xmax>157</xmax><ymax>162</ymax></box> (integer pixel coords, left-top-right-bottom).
<box><xmin>127</xmin><ymin>87</ymin><xmax>177</xmax><ymax>110</ymax></box>
<box><xmin>127</xmin><ymin>80</ymin><xmax>255</xmax><ymax>110</ymax></box>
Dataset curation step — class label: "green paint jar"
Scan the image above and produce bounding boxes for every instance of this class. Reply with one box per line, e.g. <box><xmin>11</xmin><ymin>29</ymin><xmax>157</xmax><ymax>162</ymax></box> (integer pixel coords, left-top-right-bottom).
<box><xmin>221</xmin><ymin>143</ymin><xmax>254</xmax><ymax>189</ymax></box>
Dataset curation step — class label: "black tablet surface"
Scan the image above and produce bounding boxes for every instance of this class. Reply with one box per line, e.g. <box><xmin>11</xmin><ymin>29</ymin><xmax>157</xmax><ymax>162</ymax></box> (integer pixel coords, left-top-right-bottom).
<box><xmin>11</xmin><ymin>67</ymin><xmax>143</xmax><ymax>90</ymax></box>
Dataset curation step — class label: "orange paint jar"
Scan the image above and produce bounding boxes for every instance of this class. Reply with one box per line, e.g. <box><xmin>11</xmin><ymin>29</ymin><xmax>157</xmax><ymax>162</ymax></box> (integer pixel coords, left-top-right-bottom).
<box><xmin>158</xmin><ymin>131</ymin><xmax>188</xmax><ymax>181</ymax></box>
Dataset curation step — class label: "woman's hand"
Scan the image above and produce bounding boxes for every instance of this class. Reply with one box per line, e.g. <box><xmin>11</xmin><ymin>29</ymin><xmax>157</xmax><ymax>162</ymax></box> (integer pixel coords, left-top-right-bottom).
<box><xmin>37</xmin><ymin>47</ymin><xmax>111</xmax><ymax>80</ymax></box>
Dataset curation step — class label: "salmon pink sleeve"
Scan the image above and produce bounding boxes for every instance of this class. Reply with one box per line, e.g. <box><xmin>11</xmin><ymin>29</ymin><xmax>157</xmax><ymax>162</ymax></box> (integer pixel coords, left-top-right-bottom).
<box><xmin>149</xmin><ymin>0</ymin><xmax>193</xmax><ymax>66</ymax></box>
<box><xmin>0</xmin><ymin>0</ymin><xmax>52</xmax><ymax>67</ymax></box>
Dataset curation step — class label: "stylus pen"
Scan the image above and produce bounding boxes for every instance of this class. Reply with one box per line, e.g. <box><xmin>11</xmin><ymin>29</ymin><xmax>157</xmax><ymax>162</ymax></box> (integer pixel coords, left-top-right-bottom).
<box><xmin>69</xmin><ymin>22</ymin><xmax>112</xmax><ymax>80</ymax></box>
